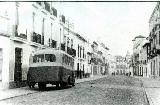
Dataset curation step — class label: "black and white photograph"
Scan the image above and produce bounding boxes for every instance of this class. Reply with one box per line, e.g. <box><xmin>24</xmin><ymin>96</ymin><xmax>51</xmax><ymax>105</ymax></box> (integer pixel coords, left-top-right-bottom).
<box><xmin>0</xmin><ymin>1</ymin><xmax>159</xmax><ymax>105</ymax></box>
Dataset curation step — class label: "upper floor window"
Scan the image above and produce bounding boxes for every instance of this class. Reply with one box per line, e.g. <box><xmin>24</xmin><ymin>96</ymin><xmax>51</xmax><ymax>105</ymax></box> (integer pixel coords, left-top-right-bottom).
<box><xmin>71</xmin><ymin>39</ymin><xmax>73</xmax><ymax>48</ymax></box>
<box><xmin>36</xmin><ymin>2</ymin><xmax>41</xmax><ymax>5</ymax></box>
<box><xmin>51</xmin><ymin>7</ymin><xmax>57</xmax><ymax>17</ymax></box>
<box><xmin>44</xmin><ymin>2</ymin><xmax>50</xmax><ymax>12</ymax></box>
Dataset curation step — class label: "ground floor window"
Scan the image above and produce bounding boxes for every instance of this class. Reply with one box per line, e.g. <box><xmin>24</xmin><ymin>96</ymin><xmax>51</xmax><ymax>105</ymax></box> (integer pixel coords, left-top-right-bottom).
<box><xmin>0</xmin><ymin>48</ymin><xmax>2</xmax><ymax>81</ymax></box>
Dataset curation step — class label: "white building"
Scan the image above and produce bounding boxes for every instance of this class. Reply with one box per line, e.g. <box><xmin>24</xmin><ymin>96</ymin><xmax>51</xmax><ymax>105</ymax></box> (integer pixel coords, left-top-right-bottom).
<box><xmin>0</xmin><ymin>2</ymin><xmax>110</xmax><ymax>89</ymax></box>
<box><xmin>0</xmin><ymin>2</ymin><xmax>62</xmax><ymax>89</ymax></box>
<box><xmin>61</xmin><ymin>22</ymin><xmax>88</xmax><ymax>78</ymax></box>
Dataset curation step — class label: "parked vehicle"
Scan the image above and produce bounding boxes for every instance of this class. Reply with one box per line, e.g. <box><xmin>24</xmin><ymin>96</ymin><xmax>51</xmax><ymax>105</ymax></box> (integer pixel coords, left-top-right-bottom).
<box><xmin>27</xmin><ymin>48</ymin><xmax>75</xmax><ymax>90</ymax></box>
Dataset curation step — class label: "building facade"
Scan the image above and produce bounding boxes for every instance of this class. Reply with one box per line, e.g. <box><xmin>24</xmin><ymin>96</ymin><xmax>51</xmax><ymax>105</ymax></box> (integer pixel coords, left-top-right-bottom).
<box><xmin>0</xmin><ymin>2</ymin><xmax>63</xmax><ymax>89</ymax></box>
<box><xmin>148</xmin><ymin>2</ymin><xmax>160</xmax><ymax>79</ymax></box>
<box><xmin>132</xmin><ymin>35</ymin><xmax>146</xmax><ymax>76</ymax></box>
<box><xmin>115</xmin><ymin>55</ymin><xmax>127</xmax><ymax>75</ymax></box>
<box><xmin>0</xmin><ymin>2</ymin><xmax>110</xmax><ymax>89</ymax></box>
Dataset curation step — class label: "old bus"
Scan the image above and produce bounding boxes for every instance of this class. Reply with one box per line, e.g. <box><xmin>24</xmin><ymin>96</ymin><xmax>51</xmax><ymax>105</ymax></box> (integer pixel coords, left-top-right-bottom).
<box><xmin>27</xmin><ymin>48</ymin><xmax>75</xmax><ymax>89</ymax></box>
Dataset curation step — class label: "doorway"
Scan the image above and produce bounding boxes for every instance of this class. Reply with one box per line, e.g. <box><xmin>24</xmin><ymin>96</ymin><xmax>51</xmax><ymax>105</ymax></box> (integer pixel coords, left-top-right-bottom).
<box><xmin>14</xmin><ymin>47</ymin><xmax>22</xmax><ymax>82</ymax></box>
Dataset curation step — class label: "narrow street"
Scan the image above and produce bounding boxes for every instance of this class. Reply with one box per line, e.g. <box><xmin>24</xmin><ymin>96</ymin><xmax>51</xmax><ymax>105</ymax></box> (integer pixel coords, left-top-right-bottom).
<box><xmin>0</xmin><ymin>76</ymin><xmax>149</xmax><ymax>105</ymax></box>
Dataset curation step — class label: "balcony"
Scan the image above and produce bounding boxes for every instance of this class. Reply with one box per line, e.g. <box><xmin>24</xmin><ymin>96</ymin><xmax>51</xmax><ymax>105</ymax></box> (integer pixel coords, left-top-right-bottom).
<box><xmin>91</xmin><ymin>58</ymin><xmax>98</xmax><ymax>65</ymax></box>
<box><xmin>72</xmin><ymin>48</ymin><xmax>76</xmax><ymax>57</ymax></box>
<box><xmin>51</xmin><ymin>7</ymin><xmax>57</xmax><ymax>17</ymax></box>
<box><xmin>31</xmin><ymin>32</ymin><xmax>43</xmax><ymax>45</ymax></box>
<box><xmin>51</xmin><ymin>40</ymin><xmax>57</xmax><ymax>48</ymax></box>
<box><xmin>61</xmin><ymin>15</ymin><xmax>65</xmax><ymax>23</ymax></box>
<box><xmin>157</xmin><ymin>49</ymin><xmax>160</xmax><ymax>54</ymax></box>
<box><xmin>67</xmin><ymin>47</ymin><xmax>76</xmax><ymax>57</ymax></box>
<box><xmin>44</xmin><ymin>2</ymin><xmax>50</xmax><ymax>12</ymax></box>
<box><xmin>36</xmin><ymin>2</ymin><xmax>41</xmax><ymax>5</ymax></box>
<box><xmin>15</xmin><ymin>33</ymin><xmax>27</xmax><ymax>40</ymax></box>
<box><xmin>61</xmin><ymin>43</ymin><xmax>65</xmax><ymax>51</ymax></box>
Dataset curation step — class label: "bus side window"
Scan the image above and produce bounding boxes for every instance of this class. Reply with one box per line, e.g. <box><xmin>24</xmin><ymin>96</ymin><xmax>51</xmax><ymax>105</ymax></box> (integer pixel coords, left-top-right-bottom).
<box><xmin>40</xmin><ymin>54</ymin><xmax>44</xmax><ymax>62</ymax></box>
<box><xmin>50</xmin><ymin>54</ymin><xmax>56</xmax><ymax>62</ymax></box>
<box><xmin>45</xmin><ymin>54</ymin><xmax>50</xmax><ymax>62</ymax></box>
<box><xmin>62</xmin><ymin>54</ymin><xmax>64</xmax><ymax>64</ymax></box>
<box><xmin>45</xmin><ymin>54</ymin><xmax>56</xmax><ymax>62</ymax></box>
<box><xmin>33</xmin><ymin>55</ymin><xmax>37</xmax><ymax>63</ymax></box>
<box><xmin>65</xmin><ymin>55</ymin><xmax>67</xmax><ymax>65</ymax></box>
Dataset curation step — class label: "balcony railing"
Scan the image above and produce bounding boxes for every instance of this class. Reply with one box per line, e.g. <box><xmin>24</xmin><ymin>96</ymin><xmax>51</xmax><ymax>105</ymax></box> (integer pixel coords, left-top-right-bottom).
<box><xmin>15</xmin><ymin>33</ymin><xmax>27</xmax><ymax>40</ymax></box>
<box><xmin>31</xmin><ymin>32</ymin><xmax>44</xmax><ymax>45</ymax></box>
<box><xmin>67</xmin><ymin>47</ymin><xmax>76</xmax><ymax>57</ymax></box>
<box><xmin>72</xmin><ymin>48</ymin><xmax>76</xmax><ymax>57</ymax></box>
<box><xmin>157</xmin><ymin>49</ymin><xmax>160</xmax><ymax>54</ymax></box>
<box><xmin>36</xmin><ymin>2</ymin><xmax>41</xmax><ymax>5</ymax></box>
<box><xmin>51</xmin><ymin>40</ymin><xmax>57</xmax><ymax>48</ymax></box>
<box><xmin>91</xmin><ymin>58</ymin><xmax>98</xmax><ymax>65</ymax></box>
<box><xmin>51</xmin><ymin>7</ymin><xmax>57</xmax><ymax>17</ymax></box>
<box><xmin>61</xmin><ymin>43</ymin><xmax>65</xmax><ymax>51</ymax></box>
<box><xmin>44</xmin><ymin>2</ymin><xmax>50</xmax><ymax>12</ymax></box>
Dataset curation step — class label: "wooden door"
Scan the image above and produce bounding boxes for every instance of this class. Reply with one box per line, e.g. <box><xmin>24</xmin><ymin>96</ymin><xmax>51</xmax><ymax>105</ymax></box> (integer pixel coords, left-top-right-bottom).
<box><xmin>14</xmin><ymin>47</ymin><xmax>22</xmax><ymax>82</ymax></box>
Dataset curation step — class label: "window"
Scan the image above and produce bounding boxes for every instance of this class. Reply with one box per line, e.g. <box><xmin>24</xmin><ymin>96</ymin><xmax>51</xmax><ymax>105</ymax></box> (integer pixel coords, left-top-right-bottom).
<box><xmin>36</xmin><ymin>2</ymin><xmax>41</xmax><ymax>5</ymax></box>
<box><xmin>78</xmin><ymin>44</ymin><xmax>79</xmax><ymax>57</ymax></box>
<box><xmin>51</xmin><ymin>7</ymin><xmax>57</xmax><ymax>17</ymax></box>
<box><xmin>67</xmin><ymin>37</ymin><xmax>70</xmax><ymax>47</ymax></box>
<box><xmin>33</xmin><ymin>54</ymin><xmax>44</xmax><ymax>63</ymax></box>
<box><xmin>42</xmin><ymin>18</ymin><xmax>45</xmax><ymax>36</ymax></box>
<box><xmin>64</xmin><ymin>36</ymin><xmax>66</xmax><ymax>44</ymax></box>
<box><xmin>32</xmin><ymin>12</ymin><xmax>35</xmax><ymax>33</ymax></box>
<box><xmin>45</xmin><ymin>54</ymin><xmax>56</xmax><ymax>62</ymax></box>
<box><xmin>44</xmin><ymin>2</ymin><xmax>50</xmax><ymax>12</ymax></box>
<box><xmin>51</xmin><ymin>23</ymin><xmax>53</xmax><ymax>38</ymax></box>
<box><xmin>33</xmin><ymin>54</ymin><xmax>56</xmax><ymax>63</ymax></box>
<box><xmin>71</xmin><ymin>39</ymin><xmax>73</xmax><ymax>48</ymax></box>
<box><xmin>159</xmin><ymin>31</ymin><xmax>160</xmax><ymax>45</ymax></box>
<box><xmin>0</xmin><ymin>49</ymin><xmax>3</xmax><ymax>81</ymax></box>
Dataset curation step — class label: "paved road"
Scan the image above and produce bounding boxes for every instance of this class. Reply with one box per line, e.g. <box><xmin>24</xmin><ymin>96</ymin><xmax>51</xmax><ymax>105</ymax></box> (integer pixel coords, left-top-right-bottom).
<box><xmin>0</xmin><ymin>75</ymin><xmax>149</xmax><ymax>105</ymax></box>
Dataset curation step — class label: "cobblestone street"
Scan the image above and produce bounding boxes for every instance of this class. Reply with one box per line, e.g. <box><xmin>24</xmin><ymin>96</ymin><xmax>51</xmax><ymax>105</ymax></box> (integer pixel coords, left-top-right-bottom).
<box><xmin>0</xmin><ymin>76</ymin><xmax>148</xmax><ymax>105</ymax></box>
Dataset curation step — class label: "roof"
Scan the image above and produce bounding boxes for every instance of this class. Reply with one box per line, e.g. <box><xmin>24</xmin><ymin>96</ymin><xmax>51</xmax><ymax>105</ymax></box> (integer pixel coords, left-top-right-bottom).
<box><xmin>149</xmin><ymin>2</ymin><xmax>160</xmax><ymax>23</ymax></box>
<box><xmin>105</xmin><ymin>47</ymin><xmax>109</xmax><ymax>50</ymax></box>
<box><xmin>63</xmin><ymin>26</ymin><xmax>87</xmax><ymax>42</ymax></box>
<box><xmin>135</xmin><ymin>35</ymin><xmax>146</xmax><ymax>39</ymax></box>
<box><xmin>33</xmin><ymin>48</ymin><xmax>74</xmax><ymax>58</ymax></box>
<box><xmin>133</xmin><ymin>35</ymin><xmax>146</xmax><ymax>41</ymax></box>
<box><xmin>75</xmin><ymin>33</ymin><xmax>87</xmax><ymax>42</ymax></box>
<box><xmin>93</xmin><ymin>41</ymin><xmax>98</xmax><ymax>45</ymax></box>
<box><xmin>142</xmin><ymin>41</ymin><xmax>150</xmax><ymax>47</ymax></box>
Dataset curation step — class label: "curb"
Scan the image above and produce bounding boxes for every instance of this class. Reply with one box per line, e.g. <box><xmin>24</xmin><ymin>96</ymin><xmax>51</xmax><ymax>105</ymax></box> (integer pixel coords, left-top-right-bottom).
<box><xmin>143</xmin><ymin>87</ymin><xmax>151</xmax><ymax>105</ymax></box>
<box><xmin>140</xmin><ymin>79</ymin><xmax>153</xmax><ymax>105</ymax></box>
<box><xmin>143</xmin><ymin>88</ymin><xmax>154</xmax><ymax>105</ymax></box>
<box><xmin>0</xmin><ymin>91</ymin><xmax>38</xmax><ymax>101</ymax></box>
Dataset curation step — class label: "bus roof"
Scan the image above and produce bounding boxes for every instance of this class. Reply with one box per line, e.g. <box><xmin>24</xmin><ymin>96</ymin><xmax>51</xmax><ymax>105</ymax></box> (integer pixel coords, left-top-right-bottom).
<box><xmin>33</xmin><ymin>48</ymin><xmax>74</xmax><ymax>59</ymax></box>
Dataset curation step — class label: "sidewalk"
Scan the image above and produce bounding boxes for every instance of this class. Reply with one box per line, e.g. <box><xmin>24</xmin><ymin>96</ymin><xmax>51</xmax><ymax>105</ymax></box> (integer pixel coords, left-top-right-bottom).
<box><xmin>136</xmin><ymin>76</ymin><xmax>160</xmax><ymax>105</ymax></box>
<box><xmin>0</xmin><ymin>75</ymin><xmax>107</xmax><ymax>101</ymax></box>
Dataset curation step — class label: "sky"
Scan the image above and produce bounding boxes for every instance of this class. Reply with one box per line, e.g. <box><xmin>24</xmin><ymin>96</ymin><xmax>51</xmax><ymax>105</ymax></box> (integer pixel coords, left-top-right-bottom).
<box><xmin>53</xmin><ymin>2</ymin><xmax>157</xmax><ymax>56</ymax></box>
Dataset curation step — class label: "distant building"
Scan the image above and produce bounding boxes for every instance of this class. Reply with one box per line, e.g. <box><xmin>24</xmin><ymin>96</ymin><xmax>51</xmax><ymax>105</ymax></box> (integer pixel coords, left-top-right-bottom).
<box><xmin>125</xmin><ymin>51</ymin><xmax>132</xmax><ymax>76</ymax></box>
<box><xmin>115</xmin><ymin>55</ymin><xmax>128</xmax><ymax>75</ymax></box>
<box><xmin>107</xmin><ymin>54</ymin><xmax>116</xmax><ymax>75</ymax></box>
<box><xmin>90</xmin><ymin>41</ymin><xmax>109</xmax><ymax>77</ymax></box>
<box><xmin>132</xmin><ymin>35</ymin><xmax>146</xmax><ymax>76</ymax></box>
